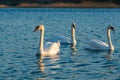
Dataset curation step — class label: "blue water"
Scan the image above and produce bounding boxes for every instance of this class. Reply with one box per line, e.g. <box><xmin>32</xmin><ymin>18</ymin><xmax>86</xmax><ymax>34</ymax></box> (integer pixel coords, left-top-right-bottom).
<box><xmin>0</xmin><ymin>8</ymin><xmax>120</xmax><ymax>80</ymax></box>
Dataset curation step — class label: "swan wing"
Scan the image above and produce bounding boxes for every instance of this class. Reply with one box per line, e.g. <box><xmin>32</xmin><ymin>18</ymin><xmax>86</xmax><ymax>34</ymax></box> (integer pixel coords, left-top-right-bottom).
<box><xmin>44</xmin><ymin>41</ymin><xmax>60</xmax><ymax>55</ymax></box>
<box><xmin>46</xmin><ymin>36</ymin><xmax>71</xmax><ymax>44</ymax></box>
<box><xmin>85</xmin><ymin>39</ymin><xmax>109</xmax><ymax>50</ymax></box>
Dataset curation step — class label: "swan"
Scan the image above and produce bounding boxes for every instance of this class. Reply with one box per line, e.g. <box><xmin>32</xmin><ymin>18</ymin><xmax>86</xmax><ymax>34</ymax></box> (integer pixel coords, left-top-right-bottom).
<box><xmin>84</xmin><ymin>25</ymin><xmax>115</xmax><ymax>51</ymax></box>
<box><xmin>45</xmin><ymin>23</ymin><xmax>76</xmax><ymax>47</ymax></box>
<box><xmin>33</xmin><ymin>24</ymin><xmax>60</xmax><ymax>56</ymax></box>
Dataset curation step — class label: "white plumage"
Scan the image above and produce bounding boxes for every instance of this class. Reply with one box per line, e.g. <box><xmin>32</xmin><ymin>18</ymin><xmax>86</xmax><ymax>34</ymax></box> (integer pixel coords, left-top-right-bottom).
<box><xmin>33</xmin><ymin>24</ymin><xmax>60</xmax><ymax>56</ymax></box>
<box><xmin>44</xmin><ymin>42</ymin><xmax>60</xmax><ymax>55</ymax></box>
<box><xmin>84</xmin><ymin>39</ymin><xmax>108</xmax><ymax>50</ymax></box>
<box><xmin>84</xmin><ymin>25</ymin><xmax>114</xmax><ymax>51</ymax></box>
<box><xmin>45</xmin><ymin>23</ymin><xmax>76</xmax><ymax>47</ymax></box>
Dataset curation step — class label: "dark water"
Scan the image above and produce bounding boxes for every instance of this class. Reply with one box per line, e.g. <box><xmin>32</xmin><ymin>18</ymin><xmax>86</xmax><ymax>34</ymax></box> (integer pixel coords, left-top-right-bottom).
<box><xmin>0</xmin><ymin>8</ymin><xmax>120</xmax><ymax>80</ymax></box>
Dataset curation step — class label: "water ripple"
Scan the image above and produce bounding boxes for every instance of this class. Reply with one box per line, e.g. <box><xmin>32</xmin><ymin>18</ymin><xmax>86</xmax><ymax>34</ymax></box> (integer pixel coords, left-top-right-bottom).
<box><xmin>0</xmin><ymin>8</ymin><xmax>120</xmax><ymax>80</ymax></box>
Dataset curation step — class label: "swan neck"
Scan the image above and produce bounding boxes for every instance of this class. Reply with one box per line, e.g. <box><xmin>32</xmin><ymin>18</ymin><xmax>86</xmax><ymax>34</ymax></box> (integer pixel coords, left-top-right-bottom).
<box><xmin>107</xmin><ymin>29</ymin><xmax>114</xmax><ymax>50</ymax></box>
<box><xmin>71</xmin><ymin>27</ymin><xmax>76</xmax><ymax>47</ymax></box>
<box><xmin>39</xmin><ymin>29</ymin><xmax>44</xmax><ymax>53</ymax></box>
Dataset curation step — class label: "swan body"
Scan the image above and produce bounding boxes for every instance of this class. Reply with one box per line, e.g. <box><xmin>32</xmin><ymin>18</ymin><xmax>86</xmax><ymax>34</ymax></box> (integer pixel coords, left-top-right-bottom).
<box><xmin>84</xmin><ymin>25</ymin><xmax>114</xmax><ymax>51</ymax></box>
<box><xmin>43</xmin><ymin>42</ymin><xmax>60</xmax><ymax>55</ymax></box>
<box><xmin>45</xmin><ymin>23</ymin><xmax>76</xmax><ymax>47</ymax></box>
<box><xmin>84</xmin><ymin>39</ymin><xmax>109</xmax><ymax>50</ymax></box>
<box><xmin>33</xmin><ymin>24</ymin><xmax>60</xmax><ymax>56</ymax></box>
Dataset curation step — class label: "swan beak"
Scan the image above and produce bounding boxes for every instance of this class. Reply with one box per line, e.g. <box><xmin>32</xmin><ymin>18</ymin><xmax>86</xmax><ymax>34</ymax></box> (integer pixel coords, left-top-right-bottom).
<box><xmin>33</xmin><ymin>29</ymin><xmax>36</xmax><ymax>32</ymax></box>
<box><xmin>112</xmin><ymin>29</ymin><xmax>115</xmax><ymax>34</ymax></box>
<box><xmin>33</xmin><ymin>28</ymin><xmax>38</xmax><ymax>32</ymax></box>
<box><xmin>33</xmin><ymin>28</ymin><xmax>37</xmax><ymax>32</ymax></box>
<box><xmin>33</xmin><ymin>26</ymin><xmax>39</xmax><ymax>32</ymax></box>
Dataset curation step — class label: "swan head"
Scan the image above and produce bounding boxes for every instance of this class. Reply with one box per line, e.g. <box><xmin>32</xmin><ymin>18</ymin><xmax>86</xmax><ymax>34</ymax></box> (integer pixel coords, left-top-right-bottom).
<box><xmin>72</xmin><ymin>22</ymin><xmax>76</xmax><ymax>29</ymax></box>
<box><xmin>33</xmin><ymin>25</ymin><xmax>44</xmax><ymax>32</ymax></box>
<box><xmin>108</xmin><ymin>25</ymin><xmax>115</xmax><ymax>32</ymax></box>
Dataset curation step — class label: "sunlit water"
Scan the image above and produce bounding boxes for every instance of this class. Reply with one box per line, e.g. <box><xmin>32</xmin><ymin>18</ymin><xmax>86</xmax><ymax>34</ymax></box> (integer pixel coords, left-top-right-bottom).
<box><xmin>0</xmin><ymin>8</ymin><xmax>120</xmax><ymax>80</ymax></box>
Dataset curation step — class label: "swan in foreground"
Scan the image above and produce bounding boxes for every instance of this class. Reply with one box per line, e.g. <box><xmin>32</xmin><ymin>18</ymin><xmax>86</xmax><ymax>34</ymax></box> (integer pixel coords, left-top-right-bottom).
<box><xmin>46</xmin><ymin>23</ymin><xmax>76</xmax><ymax>47</ymax></box>
<box><xmin>84</xmin><ymin>25</ymin><xmax>115</xmax><ymax>51</ymax></box>
<box><xmin>33</xmin><ymin>24</ymin><xmax>60</xmax><ymax>56</ymax></box>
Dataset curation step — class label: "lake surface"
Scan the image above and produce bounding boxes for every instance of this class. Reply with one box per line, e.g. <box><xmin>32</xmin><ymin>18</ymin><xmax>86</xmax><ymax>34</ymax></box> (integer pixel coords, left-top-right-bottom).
<box><xmin>0</xmin><ymin>8</ymin><xmax>120</xmax><ymax>80</ymax></box>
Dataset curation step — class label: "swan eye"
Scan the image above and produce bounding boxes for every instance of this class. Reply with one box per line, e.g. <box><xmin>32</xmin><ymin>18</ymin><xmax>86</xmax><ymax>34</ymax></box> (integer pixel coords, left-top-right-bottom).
<box><xmin>109</xmin><ymin>25</ymin><xmax>114</xmax><ymax>31</ymax></box>
<box><xmin>111</xmin><ymin>27</ymin><xmax>114</xmax><ymax>31</ymax></box>
<box><xmin>108</xmin><ymin>25</ymin><xmax>114</xmax><ymax>31</ymax></box>
<box><xmin>72</xmin><ymin>23</ymin><xmax>76</xmax><ymax>29</ymax></box>
<box><xmin>111</xmin><ymin>27</ymin><xmax>113</xmax><ymax>29</ymax></box>
<box><xmin>73</xmin><ymin>25</ymin><xmax>76</xmax><ymax>29</ymax></box>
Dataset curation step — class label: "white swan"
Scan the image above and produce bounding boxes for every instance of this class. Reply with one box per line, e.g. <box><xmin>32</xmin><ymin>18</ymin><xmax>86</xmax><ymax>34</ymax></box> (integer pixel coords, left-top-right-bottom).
<box><xmin>46</xmin><ymin>23</ymin><xmax>76</xmax><ymax>47</ymax></box>
<box><xmin>33</xmin><ymin>24</ymin><xmax>60</xmax><ymax>56</ymax></box>
<box><xmin>84</xmin><ymin>25</ymin><xmax>114</xmax><ymax>51</ymax></box>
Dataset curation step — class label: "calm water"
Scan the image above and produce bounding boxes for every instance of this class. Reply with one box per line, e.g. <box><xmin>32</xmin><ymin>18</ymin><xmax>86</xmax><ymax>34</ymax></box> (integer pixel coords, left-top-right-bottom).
<box><xmin>0</xmin><ymin>8</ymin><xmax>120</xmax><ymax>80</ymax></box>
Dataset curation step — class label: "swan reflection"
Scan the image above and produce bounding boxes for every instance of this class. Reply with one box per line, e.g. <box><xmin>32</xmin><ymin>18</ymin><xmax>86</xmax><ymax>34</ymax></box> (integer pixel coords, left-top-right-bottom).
<box><xmin>39</xmin><ymin>55</ymin><xmax>45</xmax><ymax>72</ymax></box>
<box><xmin>71</xmin><ymin>46</ymin><xmax>77</xmax><ymax>56</ymax></box>
<box><xmin>38</xmin><ymin>54</ymin><xmax>60</xmax><ymax>72</ymax></box>
<box><xmin>38</xmin><ymin>54</ymin><xmax>60</xmax><ymax>80</ymax></box>
<box><xmin>105</xmin><ymin>50</ymin><xmax>114</xmax><ymax>60</ymax></box>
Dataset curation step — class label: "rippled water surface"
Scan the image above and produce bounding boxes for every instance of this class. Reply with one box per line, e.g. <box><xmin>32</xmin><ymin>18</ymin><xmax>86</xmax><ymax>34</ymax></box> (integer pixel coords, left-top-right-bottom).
<box><xmin>0</xmin><ymin>8</ymin><xmax>120</xmax><ymax>80</ymax></box>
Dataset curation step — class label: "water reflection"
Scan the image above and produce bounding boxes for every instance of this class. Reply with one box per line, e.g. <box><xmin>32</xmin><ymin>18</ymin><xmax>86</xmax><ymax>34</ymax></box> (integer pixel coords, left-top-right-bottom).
<box><xmin>38</xmin><ymin>54</ymin><xmax>59</xmax><ymax>72</ymax></box>
<box><xmin>39</xmin><ymin>56</ymin><xmax>45</xmax><ymax>72</ymax></box>
<box><xmin>38</xmin><ymin>53</ymin><xmax>60</xmax><ymax>79</ymax></box>
<box><xmin>102</xmin><ymin>50</ymin><xmax>116</xmax><ymax>80</ymax></box>
<box><xmin>105</xmin><ymin>50</ymin><xmax>114</xmax><ymax>60</ymax></box>
<box><xmin>38</xmin><ymin>78</ymin><xmax>46</xmax><ymax>80</ymax></box>
<box><xmin>71</xmin><ymin>42</ymin><xmax>76</xmax><ymax>49</ymax></box>
<box><xmin>71</xmin><ymin>47</ymin><xmax>77</xmax><ymax>56</ymax></box>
